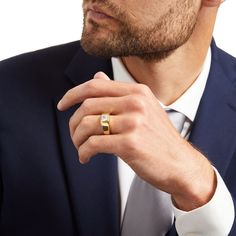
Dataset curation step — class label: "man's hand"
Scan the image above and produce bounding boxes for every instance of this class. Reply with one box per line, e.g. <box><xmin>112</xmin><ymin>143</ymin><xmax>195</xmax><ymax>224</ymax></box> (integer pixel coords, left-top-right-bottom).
<box><xmin>57</xmin><ymin>72</ymin><xmax>216</xmax><ymax>211</ymax></box>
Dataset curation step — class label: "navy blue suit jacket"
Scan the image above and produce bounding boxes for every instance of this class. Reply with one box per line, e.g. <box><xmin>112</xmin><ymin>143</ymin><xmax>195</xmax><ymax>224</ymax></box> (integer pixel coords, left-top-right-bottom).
<box><xmin>0</xmin><ymin>40</ymin><xmax>236</xmax><ymax>235</ymax></box>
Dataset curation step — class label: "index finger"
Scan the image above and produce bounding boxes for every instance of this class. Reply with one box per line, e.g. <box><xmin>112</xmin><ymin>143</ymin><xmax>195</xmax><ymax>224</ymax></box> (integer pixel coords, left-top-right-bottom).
<box><xmin>57</xmin><ymin>76</ymin><xmax>137</xmax><ymax>111</ymax></box>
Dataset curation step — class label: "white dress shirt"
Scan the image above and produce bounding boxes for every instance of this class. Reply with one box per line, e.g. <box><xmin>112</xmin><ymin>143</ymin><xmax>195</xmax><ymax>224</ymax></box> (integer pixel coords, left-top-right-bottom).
<box><xmin>111</xmin><ymin>49</ymin><xmax>235</xmax><ymax>235</ymax></box>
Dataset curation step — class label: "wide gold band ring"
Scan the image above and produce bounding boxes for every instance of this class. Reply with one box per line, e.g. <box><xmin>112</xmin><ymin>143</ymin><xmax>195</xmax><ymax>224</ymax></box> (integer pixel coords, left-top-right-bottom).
<box><xmin>100</xmin><ymin>113</ymin><xmax>111</xmax><ymax>135</ymax></box>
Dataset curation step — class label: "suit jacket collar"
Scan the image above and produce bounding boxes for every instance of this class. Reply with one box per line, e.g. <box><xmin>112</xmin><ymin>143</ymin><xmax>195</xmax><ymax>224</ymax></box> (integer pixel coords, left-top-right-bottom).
<box><xmin>65</xmin><ymin>46</ymin><xmax>114</xmax><ymax>85</ymax></box>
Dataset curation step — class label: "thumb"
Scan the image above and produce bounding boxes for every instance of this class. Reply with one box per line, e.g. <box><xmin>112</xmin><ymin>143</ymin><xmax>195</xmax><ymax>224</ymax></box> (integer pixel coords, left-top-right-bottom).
<box><xmin>93</xmin><ymin>71</ymin><xmax>111</xmax><ymax>80</ymax></box>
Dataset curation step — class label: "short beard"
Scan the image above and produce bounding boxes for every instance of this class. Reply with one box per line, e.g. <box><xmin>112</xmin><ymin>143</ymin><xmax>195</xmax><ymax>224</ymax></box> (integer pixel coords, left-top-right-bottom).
<box><xmin>81</xmin><ymin>1</ymin><xmax>197</xmax><ymax>62</ymax></box>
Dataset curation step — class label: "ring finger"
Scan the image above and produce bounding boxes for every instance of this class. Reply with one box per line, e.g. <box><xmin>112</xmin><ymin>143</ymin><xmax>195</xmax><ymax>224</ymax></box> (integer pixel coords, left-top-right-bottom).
<box><xmin>71</xmin><ymin>114</ymin><xmax>133</xmax><ymax>149</ymax></box>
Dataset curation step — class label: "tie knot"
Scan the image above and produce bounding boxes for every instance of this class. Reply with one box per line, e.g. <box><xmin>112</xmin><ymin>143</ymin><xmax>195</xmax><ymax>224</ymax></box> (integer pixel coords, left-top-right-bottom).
<box><xmin>166</xmin><ymin>109</ymin><xmax>186</xmax><ymax>133</ymax></box>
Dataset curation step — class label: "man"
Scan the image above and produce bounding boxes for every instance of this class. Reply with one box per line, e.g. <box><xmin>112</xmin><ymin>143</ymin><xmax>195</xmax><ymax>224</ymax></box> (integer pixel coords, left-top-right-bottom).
<box><xmin>0</xmin><ymin>0</ymin><xmax>235</xmax><ymax>235</ymax></box>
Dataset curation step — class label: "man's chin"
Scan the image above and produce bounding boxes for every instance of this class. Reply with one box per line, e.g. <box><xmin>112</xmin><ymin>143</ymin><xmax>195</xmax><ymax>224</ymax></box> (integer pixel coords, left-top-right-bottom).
<box><xmin>80</xmin><ymin>39</ymin><xmax>112</xmax><ymax>58</ymax></box>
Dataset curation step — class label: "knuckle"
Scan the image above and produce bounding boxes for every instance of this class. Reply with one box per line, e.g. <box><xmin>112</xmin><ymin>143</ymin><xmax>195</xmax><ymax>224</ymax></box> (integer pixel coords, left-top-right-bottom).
<box><xmin>65</xmin><ymin>89</ymin><xmax>75</xmax><ymax>101</ymax></box>
<box><xmin>81</xmin><ymin>98</ymin><xmax>92</xmax><ymax>112</ymax></box>
<box><xmin>132</xmin><ymin>115</ymin><xmax>143</xmax><ymax>128</ymax></box>
<box><xmin>123</xmin><ymin>133</ymin><xmax>138</xmax><ymax>152</ymax></box>
<box><xmin>87</xmin><ymin>136</ymin><xmax>97</xmax><ymax>149</ymax></box>
<box><xmin>80</xmin><ymin>116</ymin><xmax>91</xmax><ymax>130</ymax></box>
<box><xmin>78</xmin><ymin>149</ymin><xmax>86</xmax><ymax>163</ymax></box>
<box><xmin>85</xmin><ymin>79</ymin><xmax>97</xmax><ymax>92</ymax></box>
<box><xmin>125</xmin><ymin>115</ymin><xmax>143</xmax><ymax>130</ymax></box>
<box><xmin>72</xmin><ymin>137</ymin><xmax>79</xmax><ymax>150</ymax></box>
<box><xmin>69</xmin><ymin>116</ymin><xmax>74</xmax><ymax>127</ymax></box>
<box><xmin>69</xmin><ymin>116</ymin><xmax>75</xmax><ymax>133</ymax></box>
<box><xmin>128</xmin><ymin>95</ymin><xmax>146</xmax><ymax>113</ymax></box>
<box><xmin>125</xmin><ymin>117</ymin><xmax>136</xmax><ymax>130</ymax></box>
<box><xmin>135</xmin><ymin>84</ymin><xmax>151</xmax><ymax>96</ymax></box>
<box><xmin>71</xmin><ymin>129</ymin><xmax>79</xmax><ymax>148</ymax></box>
<box><xmin>128</xmin><ymin>95</ymin><xmax>140</xmax><ymax>107</ymax></box>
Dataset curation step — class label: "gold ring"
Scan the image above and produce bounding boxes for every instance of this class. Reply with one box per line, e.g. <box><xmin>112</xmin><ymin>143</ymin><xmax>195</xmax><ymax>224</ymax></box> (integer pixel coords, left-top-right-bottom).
<box><xmin>100</xmin><ymin>113</ymin><xmax>110</xmax><ymax>135</ymax></box>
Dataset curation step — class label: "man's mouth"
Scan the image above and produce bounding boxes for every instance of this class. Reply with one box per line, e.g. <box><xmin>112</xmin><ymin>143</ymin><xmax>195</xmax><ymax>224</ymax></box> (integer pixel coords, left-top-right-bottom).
<box><xmin>85</xmin><ymin>4</ymin><xmax>114</xmax><ymax>20</ymax></box>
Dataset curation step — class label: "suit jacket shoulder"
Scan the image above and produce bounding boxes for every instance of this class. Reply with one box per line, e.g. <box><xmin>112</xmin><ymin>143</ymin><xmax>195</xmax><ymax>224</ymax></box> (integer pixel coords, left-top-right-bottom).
<box><xmin>0</xmin><ymin>41</ymin><xmax>81</xmax><ymax>93</ymax></box>
<box><xmin>214</xmin><ymin>46</ymin><xmax>236</xmax><ymax>84</ymax></box>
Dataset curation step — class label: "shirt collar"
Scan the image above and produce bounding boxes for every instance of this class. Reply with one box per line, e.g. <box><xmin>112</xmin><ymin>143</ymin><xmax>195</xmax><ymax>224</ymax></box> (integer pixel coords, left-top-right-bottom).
<box><xmin>111</xmin><ymin>49</ymin><xmax>211</xmax><ymax>122</ymax></box>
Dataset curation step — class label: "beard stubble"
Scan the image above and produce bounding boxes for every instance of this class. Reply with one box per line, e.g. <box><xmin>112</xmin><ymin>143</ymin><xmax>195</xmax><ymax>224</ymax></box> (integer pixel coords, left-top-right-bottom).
<box><xmin>81</xmin><ymin>0</ymin><xmax>197</xmax><ymax>62</ymax></box>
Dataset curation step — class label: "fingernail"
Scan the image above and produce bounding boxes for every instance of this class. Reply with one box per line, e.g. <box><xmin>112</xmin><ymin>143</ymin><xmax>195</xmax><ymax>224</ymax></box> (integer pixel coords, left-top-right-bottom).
<box><xmin>57</xmin><ymin>100</ymin><xmax>62</xmax><ymax>110</ymax></box>
<box><xmin>79</xmin><ymin>158</ymin><xmax>88</xmax><ymax>164</ymax></box>
<box><xmin>79</xmin><ymin>154</ymin><xmax>90</xmax><ymax>164</ymax></box>
<box><xmin>94</xmin><ymin>71</ymin><xmax>110</xmax><ymax>80</ymax></box>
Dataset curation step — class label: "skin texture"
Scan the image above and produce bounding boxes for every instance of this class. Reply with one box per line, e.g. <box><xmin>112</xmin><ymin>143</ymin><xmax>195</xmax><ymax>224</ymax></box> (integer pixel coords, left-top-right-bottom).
<box><xmin>81</xmin><ymin>0</ymin><xmax>200</xmax><ymax>61</ymax></box>
<box><xmin>58</xmin><ymin>0</ymin><xmax>223</xmax><ymax>211</ymax></box>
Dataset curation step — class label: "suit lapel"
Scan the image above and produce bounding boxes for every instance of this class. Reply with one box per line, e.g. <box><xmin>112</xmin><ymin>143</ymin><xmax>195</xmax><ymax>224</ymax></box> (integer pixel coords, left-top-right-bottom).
<box><xmin>167</xmin><ymin>42</ymin><xmax>236</xmax><ymax>236</ymax></box>
<box><xmin>54</xmin><ymin>47</ymin><xmax>120</xmax><ymax>235</ymax></box>
<box><xmin>189</xmin><ymin>42</ymin><xmax>236</xmax><ymax>176</ymax></box>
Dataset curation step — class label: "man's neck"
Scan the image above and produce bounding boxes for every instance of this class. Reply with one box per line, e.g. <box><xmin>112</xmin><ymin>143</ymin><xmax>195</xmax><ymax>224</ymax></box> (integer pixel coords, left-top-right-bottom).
<box><xmin>121</xmin><ymin>42</ymin><xmax>208</xmax><ymax>106</ymax></box>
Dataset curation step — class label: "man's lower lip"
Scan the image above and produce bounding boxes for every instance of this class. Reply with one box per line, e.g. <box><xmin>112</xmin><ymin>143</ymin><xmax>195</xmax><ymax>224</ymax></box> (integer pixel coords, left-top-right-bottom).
<box><xmin>87</xmin><ymin>10</ymin><xmax>113</xmax><ymax>20</ymax></box>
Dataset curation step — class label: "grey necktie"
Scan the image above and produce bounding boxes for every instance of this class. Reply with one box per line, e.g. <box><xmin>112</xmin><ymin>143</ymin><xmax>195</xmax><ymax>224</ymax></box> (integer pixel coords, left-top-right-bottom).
<box><xmin>121</xmin><ymin>109</ymin><xmax>186</xmax><ymax>236</ymax></box>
